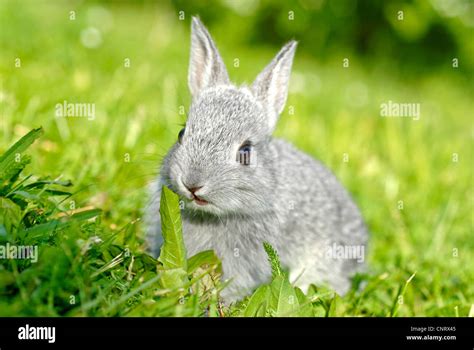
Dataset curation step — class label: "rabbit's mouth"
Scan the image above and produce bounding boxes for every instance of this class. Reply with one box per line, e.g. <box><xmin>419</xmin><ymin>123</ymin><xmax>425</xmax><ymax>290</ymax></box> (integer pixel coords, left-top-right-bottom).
<box><xmin>192</xmin><ymin>194</ymin><xmax>209</xmax><ymax>206</ymax></box>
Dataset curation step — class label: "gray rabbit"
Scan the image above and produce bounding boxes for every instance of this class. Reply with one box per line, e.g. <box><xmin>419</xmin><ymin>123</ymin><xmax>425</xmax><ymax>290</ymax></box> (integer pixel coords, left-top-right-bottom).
<box><xmin>145</xmin><ymin>17</ymin><xmax>368</xmax><ymax>302</ymax></box>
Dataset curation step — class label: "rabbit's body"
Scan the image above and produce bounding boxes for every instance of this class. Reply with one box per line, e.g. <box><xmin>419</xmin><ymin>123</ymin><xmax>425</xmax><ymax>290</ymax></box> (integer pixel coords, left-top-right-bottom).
<box><xmin>148</xmin><ymin>136</ymin><xmax>366</xmax><ymax>301</ymax></box>
<box><xmin>146</xmin><ymin>18</ymin><xmax>368</xmax><ymax>302</ymax></box>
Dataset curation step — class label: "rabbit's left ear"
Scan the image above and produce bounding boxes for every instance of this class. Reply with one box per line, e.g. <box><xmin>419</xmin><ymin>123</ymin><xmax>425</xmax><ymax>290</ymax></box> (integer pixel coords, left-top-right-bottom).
<box><xmin>188</xmin><ymin>17</ymin><xmax>230</xmax><ymax>97</ymax></box>
<box><xmin>252</xmin><ymin>41</ymin><xmax>297</xmax><ymax>129</ymax></box>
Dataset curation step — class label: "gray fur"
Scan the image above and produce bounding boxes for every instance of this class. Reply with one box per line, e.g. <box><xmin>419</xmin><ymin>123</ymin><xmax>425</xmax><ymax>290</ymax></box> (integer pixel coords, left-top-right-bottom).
<box><xmin>145</xmin><ymin>17</ymin><xmax>368</xmax><ymax>302</ymax></box>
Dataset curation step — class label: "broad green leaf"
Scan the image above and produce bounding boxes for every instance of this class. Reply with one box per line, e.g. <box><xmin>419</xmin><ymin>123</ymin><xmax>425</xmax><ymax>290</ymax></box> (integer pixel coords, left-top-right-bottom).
<box><xmin>261</xmin><ymin>242</ymin><xmax>302</xmax><ymax>316</ymax></box>
<box><xmin>243</xmin><ymin>285</ymin><xmax>270</xmax><ymax>317</ymax></box>
<box><xmin>158</xmin><ymin>186</ymin><xmax>187</xmax><ymax>270</ymax></box>
<box><xmin>0</xmin><ymin>128</ymin><xmax>43</xmax><ymax>182</ymax></box>
<box><xmin>187</xmin><ymin>250</ymin><xmax>221</xmax><ymax>275</ymax></box>
<box><xmin>295</xmin><ymin>287</ymin><xmax>315</xmax><ymax>317</ymax></box>
<box><xmin>268</xmin><ymin>275</ymin><xmax>300</xmax><ymax>316</ymax></box>
<box><xmin>159</xmin><ymin>268</ymin><xmax>189</xmax><ymax>290</ymax></box>
<box><xmin>157</xmin><ymin>186</ymin><xmax>188</xmax><ymax>290</ymax></box>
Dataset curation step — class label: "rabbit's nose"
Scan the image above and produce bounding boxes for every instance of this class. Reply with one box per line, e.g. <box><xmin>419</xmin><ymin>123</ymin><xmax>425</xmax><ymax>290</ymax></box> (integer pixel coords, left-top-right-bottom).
<box><xmin>184</xmin><ymin>184</ymin><xmax>203</xmax><ymax>195</ymax></box>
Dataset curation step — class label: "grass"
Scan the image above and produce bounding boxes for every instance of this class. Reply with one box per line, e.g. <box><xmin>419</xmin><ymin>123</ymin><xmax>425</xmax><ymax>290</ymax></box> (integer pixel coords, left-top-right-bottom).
<box><xmin>0</xmin><ymin>0</ymin><xmax>472</xmax><ymax>316</ymax></box>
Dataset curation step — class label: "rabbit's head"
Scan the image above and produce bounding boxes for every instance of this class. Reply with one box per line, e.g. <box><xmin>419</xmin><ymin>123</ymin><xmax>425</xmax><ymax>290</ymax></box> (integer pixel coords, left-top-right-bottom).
<box><xmin>161</xmin><ymin>17</ymin><xmax>297</xmax><ymax>217</ymax></box>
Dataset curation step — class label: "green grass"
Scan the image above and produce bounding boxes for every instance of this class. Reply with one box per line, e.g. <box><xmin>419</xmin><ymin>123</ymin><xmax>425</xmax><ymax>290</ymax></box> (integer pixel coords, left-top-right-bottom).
<box><xmin>0</xmin><ymin>0</ymin><xmax>472</xmax><ymax>316</ymax></box>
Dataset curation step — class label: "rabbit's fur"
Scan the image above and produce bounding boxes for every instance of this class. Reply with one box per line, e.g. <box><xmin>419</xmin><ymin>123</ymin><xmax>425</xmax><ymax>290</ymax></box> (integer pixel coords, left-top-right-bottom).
<box><xmin>146</xmin><ymin>17</ymin><xmax>368</xmax><ymax>302</ymax></box>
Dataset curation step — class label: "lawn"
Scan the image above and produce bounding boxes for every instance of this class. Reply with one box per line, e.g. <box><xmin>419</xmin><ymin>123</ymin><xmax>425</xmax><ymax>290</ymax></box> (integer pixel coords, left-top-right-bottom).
<box><xmin>0</xmin><ymin>0</ymin><xmax>472</xmax><ymax>316</ymax></box>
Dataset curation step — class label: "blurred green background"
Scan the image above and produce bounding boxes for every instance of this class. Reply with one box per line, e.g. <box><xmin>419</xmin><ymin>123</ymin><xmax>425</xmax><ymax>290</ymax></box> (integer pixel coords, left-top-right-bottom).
<box><xmin>0</xmin><ymin>0</ymin><xmax>472</xmax><ymax>316</ymax></box>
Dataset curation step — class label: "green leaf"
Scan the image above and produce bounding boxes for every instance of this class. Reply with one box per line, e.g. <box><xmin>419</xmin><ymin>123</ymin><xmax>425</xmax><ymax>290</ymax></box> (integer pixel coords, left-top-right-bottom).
<box><xmin>42</xmin><ymin>189</ymin><xmax>72</xmax><ymax>197</ymax></box>
<box><xmin>10</xmin><ymin>190</ymin><xmax>40</xmax><ymax>200</ymax></box>
<box><xmin>17</xmin><ymin>209</ymin><xmax>101</xmax><ymax>244</ymax></box>
<box><xmin>263</xmin><ymin>241</ymin><xmax>284</xmax><ymax>279</ymax></box>
<box><xmin>159</xmin><ymin>268</ymin><xmax>189</xmax><ymax>290</ymax></box>
<box><xmin>70</xmin><ymin>209</ymin><xmax>102</xmax><ymax>221</ymax></box>
<box><xmin>157</xmin><ymin>186</ymin><xmax>189</xmax><ymax>291</ymax></box>
<box><xmin>0</xmin><ymin>128</ymin><xmax>43</xmax><ymax>183</ymax></box>
<box><xmin>260</xmin><ymin>242</ymin><xmax>306</xmax><ymax>316</ymax></box>
<box><xmin>23</xmin><ymin>179</ymin><xmax>72</xmax><ymax>189</ymax></box>
<box><xmin>187</xmin><ymin>250</ymin><xmax>221</xmax><ymax>275</ymax></box>
<box><xmin>0</xmin><ymin>155</ymin><xmax>31</xmax><ymax>191</ymax></box>
<box><xmin>268</xmin><ymin>275</ymin><xmax>300</xmax><ymax>316</ymax></box>
<box><xmin>158</xmin><ymin>186</ymin><xmax>187</xmax><ymax>270</ymax></box>
<box><xmin>0</xmin><ymin>197</ymin><xmax>22</xmax><ymax>238</ymax></box>
<box><xmin>187</xmin><ymin>251</ymin><xmax>222</xmax><ymax>301</ymax></box>
<box><xmin>389</xmin><ymin>272</ymin><xmax>416</xmax><ymax>317</ymax></box>
<box><xmin>327</xmin><ymin>293</ymin><xmax>343</xmax><ymax>317</ymax></box>
<box><xmin>295</xmin><ymin>287</ymin><xmax>315</xmax><ymax>317</ymax></box>
<box><xmin>19</xmin><ymin>220</ymin><xmax>66</xmax><ymax>243</ymax></box>
<box><xmin>243</xmin><ymin>285</ymin><xmax>270</xmax><ymax>317</ymax></box>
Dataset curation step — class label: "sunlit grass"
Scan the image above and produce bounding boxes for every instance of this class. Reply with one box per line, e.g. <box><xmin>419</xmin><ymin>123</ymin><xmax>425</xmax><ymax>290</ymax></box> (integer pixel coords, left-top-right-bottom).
<box><xmin>0</xmin><ymin>0</ymin><xmax>472</xmax><ymax>316</ymax></box>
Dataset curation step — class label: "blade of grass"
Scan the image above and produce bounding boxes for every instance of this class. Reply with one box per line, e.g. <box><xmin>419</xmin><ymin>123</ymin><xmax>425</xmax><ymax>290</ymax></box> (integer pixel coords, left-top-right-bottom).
<box><xmin>389</xmin><ymin>272</ymin><xmax>416</xmax><ymax>317</ymax></box>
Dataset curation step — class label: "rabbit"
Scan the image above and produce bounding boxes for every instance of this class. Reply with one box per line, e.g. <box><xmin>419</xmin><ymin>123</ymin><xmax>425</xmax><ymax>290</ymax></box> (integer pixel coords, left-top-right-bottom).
<box><xmin>145</xmin><ymin>17</ymin><xmax>368</xmax><ymax>303</ymax></box>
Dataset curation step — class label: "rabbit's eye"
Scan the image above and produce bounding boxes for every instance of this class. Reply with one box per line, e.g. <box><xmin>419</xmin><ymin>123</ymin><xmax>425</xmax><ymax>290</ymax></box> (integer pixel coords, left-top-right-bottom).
<box><xmin>237</xmin><ymin>142</ymin><xmax>252</xmax><ymax>165</ymax></box>
<box><xmin>178</xmin><ymin>128</ymin><xmax>185</xmax><ymax>144</ymax></box>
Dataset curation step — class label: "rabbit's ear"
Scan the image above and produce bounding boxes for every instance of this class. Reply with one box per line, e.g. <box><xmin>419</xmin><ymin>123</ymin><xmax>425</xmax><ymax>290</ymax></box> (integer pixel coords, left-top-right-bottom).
<box><xmin>252</xmin><ymin>41</ymin><xmax>297</xmax><ymax>129</ymax></box>
<box><xmin>188</xmin><ymin>17</ymin><xmax>230</xmax><ymax>97</ymax></box>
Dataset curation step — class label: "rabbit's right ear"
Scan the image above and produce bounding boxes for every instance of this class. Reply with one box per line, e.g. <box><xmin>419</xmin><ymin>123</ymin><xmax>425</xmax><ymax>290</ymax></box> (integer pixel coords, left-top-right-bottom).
<box><xmin>252</xmin><ymin>41</ymin><xmax>297</xmax><ymax>131</ymax></box>
<box><xmin>188</xmin><ymin>17</ymin><xmax>230</xmax><ymax>97</ymax></box>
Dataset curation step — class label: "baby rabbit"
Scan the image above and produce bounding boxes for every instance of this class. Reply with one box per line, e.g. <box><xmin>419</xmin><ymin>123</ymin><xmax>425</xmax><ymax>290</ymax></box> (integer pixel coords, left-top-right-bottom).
<box><xmin>146</xmin><ymin>17</ymin><xmax>368</xmax><ymax>302</ymax></box>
